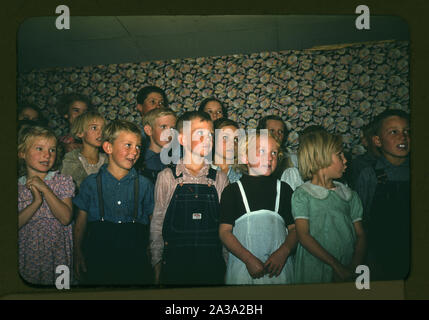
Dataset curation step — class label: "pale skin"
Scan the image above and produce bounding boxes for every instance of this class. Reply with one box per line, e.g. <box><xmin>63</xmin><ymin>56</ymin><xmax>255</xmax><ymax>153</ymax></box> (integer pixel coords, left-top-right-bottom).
<box><xmin>64</xmin><ymin>101</ymin><xmax>88</xmax><ymax>153</ymax></box>
<box><xmin>18</xmin><ymin>137</ymin><xmax>73</xmax><ymax>229</ymax></box>
<box><xmin>295</xmin><ymin>151</ymin><xmax>366</xmax><ymax>282</ymax></box>
<box><xmin>73</xmin><ymin>130</ymin><xmax>143</xmax><ymax>279</ymax></box>
<box><xmin>219</xmin><ymin>135</ymin><xmax>297</xmax><ymax>279</ymax></box>
<box><xmin>76</xmin><ymin>118</ymin><xmax>105</xmax><ymax>164</ymax></box>
<box><xmin>153</xmin><ymin>118</ymin><xmax>214</xmax><ymax>284</ymax></box>
<box><xmin>213</xmin><ymin>125</ymin><xmax>238</xmax><ymax>174</ymax></box>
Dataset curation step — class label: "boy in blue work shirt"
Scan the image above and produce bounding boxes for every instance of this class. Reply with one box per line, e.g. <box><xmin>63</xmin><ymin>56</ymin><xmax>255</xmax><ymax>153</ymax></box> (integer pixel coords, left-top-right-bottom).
<box><xmin>73</xmin><ymin>120</ymin><xmax>154</xmax><ymax>285</ymax></box>
<box><xmin>150</xmin><ymin>110</ymin><xmax>229</xmax><ymax>286</ymax></box>
<box><xmin>138</xmin><ymin>107</ymin><xmax>177</xmax><ymax>184</ymax></box>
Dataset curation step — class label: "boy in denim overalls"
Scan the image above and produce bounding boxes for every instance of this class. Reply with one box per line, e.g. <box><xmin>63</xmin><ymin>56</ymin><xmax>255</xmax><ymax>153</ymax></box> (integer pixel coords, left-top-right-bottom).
<box><xmin>150</xmin><ymin>111</ymin><xmax>229</xmax><ymax>286</ymax></box>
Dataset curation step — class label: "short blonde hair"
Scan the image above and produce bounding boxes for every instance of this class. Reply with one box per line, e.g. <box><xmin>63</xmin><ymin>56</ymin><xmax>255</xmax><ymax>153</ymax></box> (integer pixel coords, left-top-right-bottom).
<box><xmin>18</xmin><ymin>125</ymin><xmax>58</xmax><ymax>176</ymax></box>
<box><xmin>142</xmin><ymin>108</ymin><xmax>176</xmax><ymax>128</ymax></box>
<box><xmin>236</xmin><ymin>130</ymin><xmax>279</xmax><ymax>173</ymax></box>
<box><xmin>298</xmin><ymin>130</ymin><xmax>343</xmax><ymax>180</ymax></box>
<box><xmin>70</xmin><ymin>111</ymin><xmax>105</xmax><ymax>139</ymax></box>
<box><xmin>102</xmin><ymin>120</ymin><xmax>142</xmax><ymax>144</ymax></box>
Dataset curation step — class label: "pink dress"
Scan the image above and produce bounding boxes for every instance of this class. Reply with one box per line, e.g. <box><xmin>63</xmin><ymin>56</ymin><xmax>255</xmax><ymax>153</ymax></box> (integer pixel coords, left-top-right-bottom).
<box><xmin>18</xmin><ymin>171</ymin><xmax>75</xmax><ymax>285</ymax></box>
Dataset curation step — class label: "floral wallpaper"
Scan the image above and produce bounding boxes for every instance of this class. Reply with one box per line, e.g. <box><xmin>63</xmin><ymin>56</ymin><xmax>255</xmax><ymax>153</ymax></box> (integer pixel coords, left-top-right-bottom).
<box><xmin>17</xmin><ymin>40</ymin><xmax>409</xmax><ymax>156</ymax></box>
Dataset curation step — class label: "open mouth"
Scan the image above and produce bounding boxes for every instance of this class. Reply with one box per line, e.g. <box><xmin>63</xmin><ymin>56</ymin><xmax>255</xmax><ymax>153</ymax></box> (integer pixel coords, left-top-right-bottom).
<box><xmin>397</xmin><ymin>143</ymin><xmax>408</xmax><ymax>150</ymax></box>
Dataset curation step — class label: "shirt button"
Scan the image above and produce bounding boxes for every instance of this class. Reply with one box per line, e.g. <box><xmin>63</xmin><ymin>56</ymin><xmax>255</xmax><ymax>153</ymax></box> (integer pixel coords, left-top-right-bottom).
<box><xmin>117</xmin><ymin>201</ymin><xmax>121</xmax><ymax>205</ymax></box>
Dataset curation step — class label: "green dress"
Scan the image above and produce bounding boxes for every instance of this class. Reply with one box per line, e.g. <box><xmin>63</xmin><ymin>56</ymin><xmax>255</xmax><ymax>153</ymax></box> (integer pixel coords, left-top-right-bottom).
<box><xmin>292</xmin><ymin>181</ymin><xmax>363</xmax><ymax>284</ymax></box>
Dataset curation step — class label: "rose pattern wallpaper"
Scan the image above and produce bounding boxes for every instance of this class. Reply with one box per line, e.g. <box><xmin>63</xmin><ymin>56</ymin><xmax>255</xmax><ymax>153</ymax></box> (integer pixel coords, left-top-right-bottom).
<box><xmin>17</xmin><ymin>40</ymin><xmax>409</xmax><ymax>156</ymax></box>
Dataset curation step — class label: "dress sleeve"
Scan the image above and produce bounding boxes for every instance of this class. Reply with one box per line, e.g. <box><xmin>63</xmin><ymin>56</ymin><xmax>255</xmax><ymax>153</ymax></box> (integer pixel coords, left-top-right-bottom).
<box><xmin>56</xmin><ymin>174</ymin><xmax>75</xmax><ymax>200</ymax></box>
<box><xmin>350</xmin><ymin>191</ymin><xmax>364</xmax><ymax>223</ymax></box>
<box><xmin>291</xmin><ymin>187</ymin><xmax>310</xmax><ymax>220</ymax></box>
<box><xmin>281</xmin><ymin>167</ymin><xmax>304</xmax><ymax>191</ymax></box>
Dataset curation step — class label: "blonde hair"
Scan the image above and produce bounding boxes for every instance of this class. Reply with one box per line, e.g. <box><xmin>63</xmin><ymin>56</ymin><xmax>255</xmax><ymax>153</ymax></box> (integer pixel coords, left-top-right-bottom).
<box><xmin>102</xmin><ymin>120</ymin><xmax>141</xmax><ymax>144</ymax></box>
<box><xmin>236</xmin><ymin>130</ymin><xmax>279</xmax><ymax>174</ymax></box>
<box><xmin>142</xmin><ymin>108</ymin><xmax>176</xmax><ymax>128</ymax></box>
<box><xmin>18</xmin><ymin>125</ymin><xmax>58</xmax><ymax>177</ymax></box>
<box><xmin>298</xmin><ymin>130</ymin><xmax>343</xmax><ymax>180</ymax></box>
<box><xmin>70</xmin><ymin>111</ymin><xmax>105</xmax><ymax>139</ymax></box>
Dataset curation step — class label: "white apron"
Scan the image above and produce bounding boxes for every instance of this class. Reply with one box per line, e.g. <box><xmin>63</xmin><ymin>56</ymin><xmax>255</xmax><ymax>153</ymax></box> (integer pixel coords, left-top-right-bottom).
<box><xmin>225</xmin><ymin>180</ymin><xmax>294</xmax><ymax>285</ymax></box>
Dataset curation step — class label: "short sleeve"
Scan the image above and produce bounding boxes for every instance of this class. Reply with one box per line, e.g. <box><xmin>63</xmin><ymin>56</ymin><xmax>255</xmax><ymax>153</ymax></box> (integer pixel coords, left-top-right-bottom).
<box><xmin>219</xmin><ymin>183</ymin><xmax>240</xmax><ymax>226</ymax></box>
<box><xmin>350</xmin><ymin>191</ymin><xmax>363</xmax><ymax>223</ymax></box>
<box><xmin>281</xmin><ymin>167</ymin><xmax>304</xmax><ymax>191</ymax></box>
<box><xmin>56</xmin><ymin>174</ymin><xmax>75</xmax><ymax>200</ymax></box>
<box><xmin>72</xmin><ymin>176</ymin><xmax>92</xmax><ymax>212</ymax></box>
<box><xmin>279</xmin><ymin>181</ymin><xmax>294</xmax><ymax>226</ymax></box>
<box><xmin>291</xmin><ymin>187</ymin><xmax>310</xmax><ymax>220</ymax></box>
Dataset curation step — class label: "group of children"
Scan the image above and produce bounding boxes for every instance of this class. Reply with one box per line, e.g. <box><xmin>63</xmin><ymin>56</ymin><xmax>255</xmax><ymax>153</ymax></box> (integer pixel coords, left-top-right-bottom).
<box><xmin>17</xmin><ymin>86</ymin><xmax>410</xmax><ymax>287</ymax></box>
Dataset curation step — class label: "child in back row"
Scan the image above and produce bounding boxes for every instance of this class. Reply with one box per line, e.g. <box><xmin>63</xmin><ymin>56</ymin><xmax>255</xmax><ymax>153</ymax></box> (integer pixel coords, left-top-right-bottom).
<box><xmin>18</xmin><ymin>126</ymin><xmax>75</xmax><ymax>285</ymax></box>
<box><xmin>150</xmin><ymin>110</ymin><xmax>229</xmax><ymax>286</ymax></box>
<box><xmin>73</xmin><ymin>120</ymin><xmax>154</xmax><ymax>285</ymax></box>
<box><xmin>292</xmin><ymin>130</ymin><xmax>366</xmax><ymax>284</ymax></box>
<box><xmin>60</xmin><ymin>111</ymin><xmax>108</xmax><ymax>190</ymax></box>
<box><xmin>354</xmin><ymin>109</ymin><xmax>410</xmax><ymax>281</ymax></box>
<box><xmin>219</xmin><ymin>131</ymin><xmax>296</xmax><ymax>285</ymax></box>
<box><xmin>138</xmin><ymin>108</ymin><xmax>177</xmax><ymax>184</ymax></box>
<box><xmin>56</xmin><ymin>93</ymin><xmax>92</xmax><ymax>154</ymax></box>
<box><xmin>212</xmin><ymin>118</ymin><xmax>242</xmax><ymax>184</ymax></box>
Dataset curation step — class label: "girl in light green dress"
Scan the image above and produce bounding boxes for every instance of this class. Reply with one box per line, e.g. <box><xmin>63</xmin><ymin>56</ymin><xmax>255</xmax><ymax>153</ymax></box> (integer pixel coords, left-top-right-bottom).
<box><xmin>292</xmin><ymin>130</ymin><xmax>366</xmax><ymax>284</ymax></box>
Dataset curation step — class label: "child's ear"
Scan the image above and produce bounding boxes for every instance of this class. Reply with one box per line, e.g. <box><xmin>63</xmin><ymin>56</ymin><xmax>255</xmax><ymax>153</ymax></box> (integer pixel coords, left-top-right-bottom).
<box><xmin>143</xmin><ymin>124</ymin><xmax>152</xmax><ymax>137</ymax></box>
<box><xmin>178</xmin><ymin>132</ymin><xmax>185</xmax><ymax>147</ymax></box>
<box><xmin>76</xmin><ymin>132</ymin><xmax>84</xmax><ymax>139</ymax></box>
<box><xmin>102</xmin><ymin>141</ymin><xmax>113</xmax><ymax>154</ymax></box>
<box><xmin>18</xmin><ymin>151</ymin><xmax>25</xmax><ymax>160</ymax></box>
<box><xmin>372</xmin><ymin>135</ymin><xmax>382</xmax><ymax>148</ymax></box>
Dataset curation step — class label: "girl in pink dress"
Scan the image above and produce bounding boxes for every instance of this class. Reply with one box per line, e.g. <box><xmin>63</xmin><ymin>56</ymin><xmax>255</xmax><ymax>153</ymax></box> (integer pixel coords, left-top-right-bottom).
<box><xmin>18</xmin><ymin>126</ymin><xmax>75</xmax><ymax>285</ymax></box>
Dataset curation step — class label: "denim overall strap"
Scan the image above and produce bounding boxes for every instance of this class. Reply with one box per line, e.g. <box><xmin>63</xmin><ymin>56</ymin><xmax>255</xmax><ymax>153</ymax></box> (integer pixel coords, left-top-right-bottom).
<box><xmin>96</xmin><ymin>172</ymin><xmax>139</xmax><ymax>222</ymax></box>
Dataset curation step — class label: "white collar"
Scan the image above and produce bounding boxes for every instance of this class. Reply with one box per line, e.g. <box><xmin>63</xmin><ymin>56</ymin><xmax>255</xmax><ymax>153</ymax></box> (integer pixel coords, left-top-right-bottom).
<box><xmin>300</xmin><ymin>180</ymin><xmax>352</xmax><ymax>201</ymax></box>
<box><xmin>18</xmin><ymin>171</ymin><xmax>57</xmax><ymax>185</ymax></box>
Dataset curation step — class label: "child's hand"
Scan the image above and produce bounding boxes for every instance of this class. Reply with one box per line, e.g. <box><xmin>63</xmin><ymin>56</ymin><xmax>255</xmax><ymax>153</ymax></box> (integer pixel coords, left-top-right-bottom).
<box><xmin>332</xmin><ymin>263</ymin><xmax>354</xmax><ymax>282</ymax></box>
<box><xmin>27</xmin><ymin>183</ymin><xmax>43</xmax><ymax>205</ymax></box>
<box><xmin>154</xmin><ymin>262</ymin><xmax>162</xmax><ymax>285</ymax></box>
<box><xmin>245</xmin><ymin>255</ymin><xmax>265</xmax><ymax>279</ymax></box>
<box><xmin>73</xmin><ymin>248</ymin><xmax>87</xmax><ymax>280</ymax></box>
<box><xmin>264</xmin><ymin>249</ymin><xmax>288</xmax><ymax>278</ymax></box>
<box><xmin>26</xmin><ymin>176</ymin><xmax>49</xmax><ymax>195</ymax></box>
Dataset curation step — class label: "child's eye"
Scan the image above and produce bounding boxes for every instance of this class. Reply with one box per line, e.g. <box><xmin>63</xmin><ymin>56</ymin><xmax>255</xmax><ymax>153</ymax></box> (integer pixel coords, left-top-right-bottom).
<box><xmin>35</xmin><ymin>147</ymin><xmax>42</xmax><ymax>151</ymax></box>
<box><xmin>222</xmin><ymin>135</ymin><xmax>228</xmax><ymax>141</ymax></box>
<box><xmin>217</xmin><ymin>111</ymin><xmax>223</xmax><ymax>115</ymax></box>
<box><xmin>49</xmin><ymin>148</ymin><xmax>56</xmax><ymax>153</ymax></box>
<box><xmin>271</xmin><ymin>151</ymin><xmax>278</xmax><ymax>157</ymax></box>
<box><xmin>136</xmin><ymin>145</ymin><xmax>141</xmax><ymax>151</ymax></box>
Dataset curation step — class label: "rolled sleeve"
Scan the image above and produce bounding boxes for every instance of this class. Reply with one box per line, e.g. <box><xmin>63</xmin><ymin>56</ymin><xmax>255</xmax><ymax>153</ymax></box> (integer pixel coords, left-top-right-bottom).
<box><xmin>149</xmin><ymin>168</ymin><xmax>175</xmax><ymax>267</ymax></box>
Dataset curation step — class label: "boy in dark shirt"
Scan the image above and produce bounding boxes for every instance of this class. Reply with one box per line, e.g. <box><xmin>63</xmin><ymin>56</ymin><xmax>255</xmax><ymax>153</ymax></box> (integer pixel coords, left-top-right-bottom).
<box><xmin>355</xmin><ymin>109</ymin><xmax>410</xmax><ymax>281</ymax></box>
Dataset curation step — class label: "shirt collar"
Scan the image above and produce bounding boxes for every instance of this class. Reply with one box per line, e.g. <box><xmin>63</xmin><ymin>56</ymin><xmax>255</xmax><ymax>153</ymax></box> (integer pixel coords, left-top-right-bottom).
<box><xmin>300</xmin><ymin>181</ymin><xmax>352</xmax><ymax>201</ymax></box>
<box><xmin>100</xmin><ymin>164</ymin><xmax>138</xmax><ymax>182</ymax></box>
<box><xmin>176</xmin><ymin>159</ymin><xmax>210</xmax><ymax>178</ymax></box>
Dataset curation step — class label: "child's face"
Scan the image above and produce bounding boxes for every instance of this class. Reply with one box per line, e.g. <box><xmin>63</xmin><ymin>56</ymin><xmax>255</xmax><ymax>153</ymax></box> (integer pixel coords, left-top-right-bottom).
<box><xmin>137</xmin><ymin>92</ymin><xmax>164</xmax><ymax>116</ymax></box>
<box><xmin>373</xmin><ymin>116</ymin><xmax>410</xmax><ymax>164</ymax></box>
<box><xmin>19</xmin><ymin>107</ymin><xmax>39</xmax><ymax>121</ymax></box>
<box><xmin>204</xmin><ymin>101</ymin><xmax>223</xmax><ymax>121</ymax></box>
<box><xmin>323</xmin><ymin>151</ymin><xmax>347</xmax><ymax>180</ymax></box>
<box><xmin>247</xmin><ymin>135</ymin><xmax>278</xmax><ymax>176</ymax></box>
<box><xmin>104</xmin><ymin>131</ymin><xmax>141</xmax><ymax>173</ymax></box>
<box><xmin>147</xmin><ymin>115</ymin><xmax>177</xmax><ymax>151</ymax></box>
<box><xmin>215</xmin><ymin>125</ymin><xmax>238</xmax><ymax>162</ymax></box>
<box><xmin>19</xmin><ymin>136</ymin><xmax>57</xmax><ymax>177</ymax></box>
<box><xmin>180</xmin><ymin>118</ymin><xmax>214</xmax><ymax>159</ymax></box>
<box><xmin>65</xmin><ymin>101</ymin><xmax>88</xmax><ymax>125</ymax></box>
<box><xmin>266</xmin><ymin>119</ymin><xmax>285</xmax><ymax>145</ymax></box>
<box><xmin>78</xmin><ymin>118</ymin><xmax>104</xmax><ymax>149</ymax></box>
